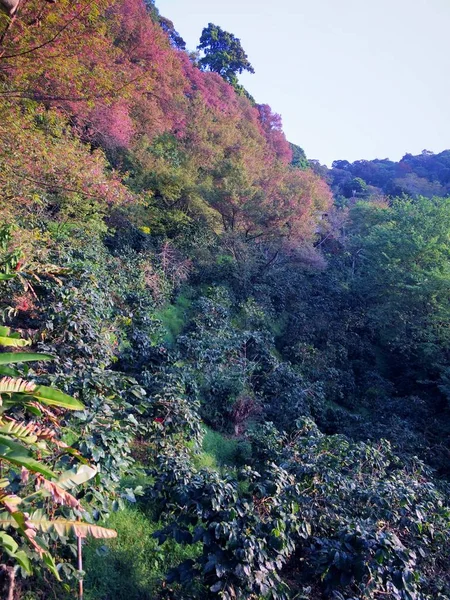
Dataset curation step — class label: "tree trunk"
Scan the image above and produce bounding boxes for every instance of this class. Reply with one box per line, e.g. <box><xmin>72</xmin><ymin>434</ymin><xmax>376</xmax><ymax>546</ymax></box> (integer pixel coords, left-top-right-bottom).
<box><xmin>0</xmin><ymin>564</ymin><xmax>16</xmax><ymax>600</ymax></box>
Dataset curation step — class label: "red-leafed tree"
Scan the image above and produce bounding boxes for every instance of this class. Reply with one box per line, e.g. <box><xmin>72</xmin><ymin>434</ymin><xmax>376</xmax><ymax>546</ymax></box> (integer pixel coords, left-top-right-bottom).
<box><xmin>0</xmin><ymin>0</ymin><xmax>331</xmax><ymax>249</ymax></box>
<box><xmin>257</xmin><ymin>104</ymin><xmax>293</xmax><ymax>164</ymax></box>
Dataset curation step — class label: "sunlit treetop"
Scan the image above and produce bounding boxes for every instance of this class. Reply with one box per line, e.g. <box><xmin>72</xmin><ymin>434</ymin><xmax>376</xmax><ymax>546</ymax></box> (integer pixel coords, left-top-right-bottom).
<box><xmin>197</xmin><ymin>22</ymin><xmax>255</xmax><ymax>86</ymax></box>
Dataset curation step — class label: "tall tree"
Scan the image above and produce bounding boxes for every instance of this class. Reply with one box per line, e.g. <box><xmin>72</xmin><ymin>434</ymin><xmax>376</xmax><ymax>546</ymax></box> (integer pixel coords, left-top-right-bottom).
<box><xmin>197</xmin><ymin>23</ymin><xmax>254</xmax><ymax>86</ymax></box>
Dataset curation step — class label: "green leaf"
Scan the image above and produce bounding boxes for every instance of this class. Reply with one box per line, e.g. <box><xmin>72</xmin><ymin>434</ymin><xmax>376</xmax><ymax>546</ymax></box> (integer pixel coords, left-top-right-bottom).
<box><xmin>3</xmin><ymin>453</ymin><xmax>55</xmax><ymax>478</ymax></box>
<box><xmin>14</xmin><ymin>550</ymin><xmax>32</xmax><ymax>574</ymax></box>
<box><xmin>0</xmin><ymin>328</ymin><xmax>30</xmax><ymax>348</ymax></box>
<box><xmin>0</xmin><ymin>336</ymin><xmax>30</xmax><ymax>348</ymax></box>
<box><xmin>0</xmin><ymin>530</ymin><xmax>18</xmax><ymax>553</ymax></box>
<box><xmin>0</xmin><ymin>435</ymin><xmax>56</xmax><ymax>478</ymax></box>
<box><xmin>0</xmin><ymin>366</ymin><xmax>21</xmax><ymax>377</ymax></box>
<box><xmin>0</xmin><ymin>420</ymin><xmax>38</xmax><ymax>443</ymax></box>
<box><xmin>0</xmin><ymin>434</ymin><xmax>32</xmax><ymax>456</ymax></box>
<box><xmin>32</xmin><ymin>386</ymin><xmax>84</xmax><ymax>411</ymax></box>
<box><xmin>43</xmin><ymin>552</ymin><xmax>61</xmax><ymax>581</ymax></box>
<box><xmin>0</xmin><ymin>353</ymin><xmax>55</xmax><ymax>365</ymax></box>
<box><xmin>0</xmin><ymin>515</ymin><xmax>117</xmax><ymax>540</ymax></box>
<box><xmin>23</xmin><ymin>403</ymin><xmax>42</xmax><ymax>417</ymax></box>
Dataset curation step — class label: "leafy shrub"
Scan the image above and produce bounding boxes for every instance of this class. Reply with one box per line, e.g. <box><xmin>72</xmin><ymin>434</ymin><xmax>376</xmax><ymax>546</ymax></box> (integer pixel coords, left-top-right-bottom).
<box><xmin>150</xmin><ymin>418</ymin><xmax>450</xmax><ymax>600</ymax></box>
<box><xmin>0</xmin><ymin>324</ymin><xmax>116</xmax><ymax>597</ymax></box>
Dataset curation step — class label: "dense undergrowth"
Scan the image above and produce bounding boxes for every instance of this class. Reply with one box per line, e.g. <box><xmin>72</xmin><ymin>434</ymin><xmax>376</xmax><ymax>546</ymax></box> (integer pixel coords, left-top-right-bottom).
<box><xmin>0</xmin><ymin>0</ymin><xmax>449</xmax><ymax>599</ymax></box>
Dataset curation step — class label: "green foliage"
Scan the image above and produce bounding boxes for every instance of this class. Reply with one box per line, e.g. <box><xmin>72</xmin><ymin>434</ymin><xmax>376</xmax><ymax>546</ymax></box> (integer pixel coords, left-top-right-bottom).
<box><xmin>0</xmin><ymin>326</ymin><xmax>116</xmax><ymax>589</ymax></box>
<box><xmin>329</xmin><ymin>150</ymin><xmax>450</xmax><ymax>199</ymax></box>
<box><xmin>152</xmin><ymin>419</ymin><xmax>450</xmax><ymax>600</ymax></box>
<box><xmin>342</xmin><ymin>176</ymin><xmax>369</xmax><ymax>198</ymax></box>
<box><xmin>158</xmin><ymin>16</ymin><xmax>187</xmax><ymax>50</ymax></box>
<box><xmin>152</xmin><ymin>460</ymin><xmax>301</xmax><ymax>600</ymax></box>
<box><xmin>197</xmin><ymin>23</ymin><xmax>255</xmax><ymax>86</ymax></box>
<box><xmin>201</xmin><ymin>427</ymin><xmax>249</xmax><ymax>467</ymax></box>
<box><xmin>155</xmin><ymin>295</ymin><xmax>191</xmax><ymax>347</ymax></box>
<box><xmin>1</xmin><ymin>2</ymin><xmax>450</xmax><ymax>599</ymax></box>
<box><xmin>0</xmin><ymin>225</ymin><xmax>21</xmax><ymax>278</ymax></box>
<box><xmin>178</xmin><ymin>288</ymin><xmax>261</xmax><ymax>432</ymax></box>
<box><xmin>84</xmin><ymin>508</ymin><xmax>200</xmax><ymax>600</ymax></box>
<box><xmin>289</xmin><ymin>142</ymin><xmax>309</xmax><ymax>169</ymax></box>
<box><xmin>350</xmin><ymin>197</ymin><xmax>450</xmax><ymax>392</ymax></box>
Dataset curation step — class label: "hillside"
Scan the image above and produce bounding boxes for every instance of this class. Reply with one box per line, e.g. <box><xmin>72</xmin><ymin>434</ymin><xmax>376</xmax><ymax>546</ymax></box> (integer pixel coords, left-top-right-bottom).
<box><xmin>311</xmin><ymin>150</ymin><xmax>450</xmax><ymax>201</ymax></box>
<box><xmin>0</xmin><ymin>1</ymin><xmax>449</xmax><ymax>599</ymax></box>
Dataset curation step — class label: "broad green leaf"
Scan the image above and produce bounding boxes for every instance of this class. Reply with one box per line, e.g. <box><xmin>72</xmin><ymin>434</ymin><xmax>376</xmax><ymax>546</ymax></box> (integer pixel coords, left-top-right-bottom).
<box><xmin>0</xmin><ymin>353</ymin><xmax>54</xmax><ymax>365</ymax></box>
<box><xmin>0</xmin><ymin>419</ymin><xmax>37</xmax><ymax>443</ymax></box>
<box><xmin>0</xmin><ymin>328</ymin><xmax>30</xmax><ymax>348</ymax></box>
<box><xmin>0</xmin><ymin>366</ymin><xmax>21</xmax><ymax>377</ymax></box>
<box><xmin>0</xmin><ymin>435</ymin><xmax>55</xmax><ymax>478</ymax></box>
<box><xmin>0</xmin><ymin>435</ymin><xmax>32</xmax><ymax>456</ymax></box>
<box><xmin>1</xmin><ymin>453</ymin><xmax>55</xmax><ymax>478</ymax></box>
<box><xmin>32</xmin><ymin>386</ymin><xmax>84</xmax><ymax>411</ymax></box>
<box><xmin>0</xmin><ymin>274</ymin><xmax>15</xmax><ymax>281</ymax></box>
<box><xmin>0</xmin><ymin>337</ymin><xmax>30</xmax><ymax>348</ymax></box>
<box><xmin>0</xmin><ymin>530</ymin><xmax>18</xmax><ymax>553</ymax></box>
<box><xmin>14</xmin><ymin>550</ymin><xmax>32</xmax><ymax>574</ymax></box>
<box><xmin>22</xmin><ymin>403</ymin><xmax>42</xmax><ymax>417</ymax></box>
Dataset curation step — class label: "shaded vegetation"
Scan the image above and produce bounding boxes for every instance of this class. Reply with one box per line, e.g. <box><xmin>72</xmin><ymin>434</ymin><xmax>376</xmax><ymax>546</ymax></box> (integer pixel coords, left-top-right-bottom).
<box><xmin>0</xmin><ymin>1</ymin><xmax>449</xmax><ymax>599</ymax></box>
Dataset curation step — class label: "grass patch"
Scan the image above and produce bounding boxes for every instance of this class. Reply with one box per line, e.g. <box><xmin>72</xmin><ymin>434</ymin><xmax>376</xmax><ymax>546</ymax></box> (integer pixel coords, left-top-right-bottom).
<box><xmin>202</xmin><ymin>427</ymin><xmax>251</xmax><ymax>467</ymax></box>
<box><xmin>192</xmin><ymin>448</ymin><xmax>218</xmax><ymax>471</ymax></box>
<box><xmin>84</xmin><ymin>507</ymin><xmax>199</xmax><ymax>600</ymax></box>
<box><xmin>154</xmin><ymin>292</ymin><xmax>192</xmax><ymax>346</ymax></box>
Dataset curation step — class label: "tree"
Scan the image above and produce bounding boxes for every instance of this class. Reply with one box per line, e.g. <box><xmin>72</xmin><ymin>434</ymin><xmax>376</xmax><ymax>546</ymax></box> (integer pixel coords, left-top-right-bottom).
<box><xmin>350</xmin><ymin>197</ymin><xmax>450</xmax><ymax>388</ymax></box>
<box><xmin>289</xmin><ymin>142</ymin><xmax>309</xmax><ymax>169</ymax></box>
<box><xmin>341</xmin><ymin>176</ymin><xmax>369</xmax><ymax>198</ymax></box>
<box><xmin>257</xmin><ymin>104</ymin><xmax>292</xmax><ymax>163</ymax></box>
<box><xmin>197</xmin><ymin>23</ymin><xmax>254</xmax><ymax>86</ymax></box>
<box><xmin>159</xmin><ymin>16</ymin><xmax>186</xmax><ymax>50</ymax></box>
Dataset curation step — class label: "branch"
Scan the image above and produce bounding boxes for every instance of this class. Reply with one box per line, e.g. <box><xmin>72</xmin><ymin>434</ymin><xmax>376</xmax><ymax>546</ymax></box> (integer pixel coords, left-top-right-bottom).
<box><xmin>20</xmin><ymin>173</ymin><xmax>109</xmax><ymax>201</ymax></box>
<box><xmin>315</xmin><ymin>231</ymin><xmax>333</xmax><ymax>247</ymax></box>
<box><xmin>261</xmin><ymin>249</ymin><xmax>280</xmax><ymax>271</ymax></box>
<box><xmin>0</xmin><ymin>72</ymin><xmax>150</xmax><ymax>101</ymax></box>
<box><xmin>0</xmin><ymin>1</ymin><xmax>92</xmax><ymax>60</ymax></box>
<box><xmin>0</xmin><ymin>14</ymin><xmax>16</xmax><ymax>48</ymax></box>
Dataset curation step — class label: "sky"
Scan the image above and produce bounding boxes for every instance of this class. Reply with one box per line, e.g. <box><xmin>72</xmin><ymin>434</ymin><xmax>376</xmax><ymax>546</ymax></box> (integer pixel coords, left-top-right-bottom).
<box><xmin>155</xmin><ymin>0</ymin><xmax>450</xmax><ymax>166</ymax></box>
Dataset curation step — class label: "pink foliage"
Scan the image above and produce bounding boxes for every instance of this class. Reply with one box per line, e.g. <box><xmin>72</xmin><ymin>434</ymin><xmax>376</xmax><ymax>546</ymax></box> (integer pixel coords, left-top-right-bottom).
<box><xmin>89</xmin><ymin>101</ymin><xmax>135</xmax><ymax>149</ymax></box>
<box><xmin>257</xmin><ymin>104</ymin><xmax>293</xmax><ymax>163</ymax></box>
<box><xmin>3</xmin><ymin>0</ymin><xmax>334</xmax><ymax>241</ymax></box>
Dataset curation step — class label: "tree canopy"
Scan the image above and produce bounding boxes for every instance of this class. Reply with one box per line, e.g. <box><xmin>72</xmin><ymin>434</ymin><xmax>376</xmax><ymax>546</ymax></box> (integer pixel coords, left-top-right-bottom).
<box><xmin>197</xmin><ymin>23</ymin><xmax>255</xmax><ymax>86</ymax></box>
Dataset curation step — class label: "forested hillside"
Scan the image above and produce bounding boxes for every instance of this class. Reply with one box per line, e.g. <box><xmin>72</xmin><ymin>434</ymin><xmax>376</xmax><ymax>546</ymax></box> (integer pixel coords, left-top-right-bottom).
<box><xmin>313</xmin><ymin>150</ymin><xmax>450</xmax><ymax>201</ymax></box>
<box><xmin>0</xmin><ymin>1</ymin><xmax>449</xmax><ymax>599</ymax></box>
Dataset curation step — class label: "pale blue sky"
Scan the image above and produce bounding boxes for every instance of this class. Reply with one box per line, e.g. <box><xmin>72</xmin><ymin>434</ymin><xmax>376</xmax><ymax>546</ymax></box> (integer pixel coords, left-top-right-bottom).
<box><xmin>156</xmin><ymin>0</ymin><xmax>450</xmax><ymax>166</ymax></box>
